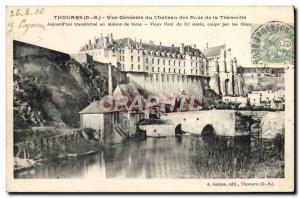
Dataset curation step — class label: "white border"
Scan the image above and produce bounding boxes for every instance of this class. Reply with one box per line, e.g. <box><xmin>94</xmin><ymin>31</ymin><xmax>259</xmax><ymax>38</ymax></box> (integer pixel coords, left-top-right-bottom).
<box><xmin>1</xmin><ymin>0</ymin><xmax>299</xmax><ymax>197</ymax></box>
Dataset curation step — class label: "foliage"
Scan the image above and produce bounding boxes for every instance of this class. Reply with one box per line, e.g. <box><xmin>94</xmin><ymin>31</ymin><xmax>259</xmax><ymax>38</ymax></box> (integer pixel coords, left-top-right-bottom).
<box><xmin>13</xmin><ymin>56</ymin><xmax>109</xmax><ymax>129</ymax></box>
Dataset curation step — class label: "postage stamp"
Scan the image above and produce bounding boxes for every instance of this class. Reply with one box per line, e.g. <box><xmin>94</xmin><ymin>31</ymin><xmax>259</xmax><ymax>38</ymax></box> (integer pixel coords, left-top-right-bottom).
<box><xmin>251</xmin><ymin>21</ymin><xmax>294</xmax><ymax>64</ymax></box>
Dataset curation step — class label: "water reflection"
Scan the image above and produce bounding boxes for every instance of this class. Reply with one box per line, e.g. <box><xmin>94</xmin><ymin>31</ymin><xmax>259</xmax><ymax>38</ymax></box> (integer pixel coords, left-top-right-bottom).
<box><xmin>15</xmin><ymin>135</ymin><xmax>284</xmax><ymax>179</ymax></box>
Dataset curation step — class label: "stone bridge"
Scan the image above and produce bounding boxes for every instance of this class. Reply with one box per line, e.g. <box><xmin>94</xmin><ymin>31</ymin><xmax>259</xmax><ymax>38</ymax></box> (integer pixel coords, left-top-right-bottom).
<box><xmin>159</xmin><ymin>110</ymin><xmax>250</xmax><ymax>136</ymax></box>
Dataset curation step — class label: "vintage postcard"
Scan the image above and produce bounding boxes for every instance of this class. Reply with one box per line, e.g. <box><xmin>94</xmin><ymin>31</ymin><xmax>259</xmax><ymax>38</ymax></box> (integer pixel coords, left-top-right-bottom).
<box><xmin>6</xmin><ymin>6</ymin><xmax>295</xmax><ymax>192</ymax></box>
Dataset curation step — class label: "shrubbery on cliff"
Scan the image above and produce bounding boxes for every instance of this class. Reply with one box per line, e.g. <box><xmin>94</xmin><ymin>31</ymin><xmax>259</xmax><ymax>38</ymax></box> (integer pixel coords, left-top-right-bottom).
<box><xmin>13</xmin><ymin>55</ymin><xmax>109</xmax><ymax>129</ymax></box>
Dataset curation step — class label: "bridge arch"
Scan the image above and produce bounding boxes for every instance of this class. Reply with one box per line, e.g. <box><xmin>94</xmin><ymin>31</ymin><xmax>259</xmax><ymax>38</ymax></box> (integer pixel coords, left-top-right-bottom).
<box><xmin>201</xmin><ymin>124</ymin><xmax>216</xmax><ymax>137</ymax></box>
<box><xmin>175</xmin><ymin>124</ymin><xmax>182</xmax><ymax>137</ymax></box>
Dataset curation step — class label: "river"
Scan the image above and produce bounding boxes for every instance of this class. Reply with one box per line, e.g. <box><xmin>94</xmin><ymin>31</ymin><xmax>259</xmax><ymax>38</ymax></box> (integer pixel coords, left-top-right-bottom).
<box><xmin>15</xmin><ymin>134</ymin><xmax>284</xmax><ymax>179</ymax></box>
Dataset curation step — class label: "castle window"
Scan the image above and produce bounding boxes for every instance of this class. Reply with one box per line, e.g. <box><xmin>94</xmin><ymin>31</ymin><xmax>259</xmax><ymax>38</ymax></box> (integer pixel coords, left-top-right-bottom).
<box><xmin>184</xmin><ymin>69</ymin><xmax>186</xmax><ymax>74</ymax></box>
<box><xmin>158</xmin><ymin>59</ymin><xmax>160</xmax><ymax>65</ymax></box>
<box><xmin>177</xmin><ymin>76</ymin><xmax>180</xmax><ymax>82</ymax></box>
<box><xmin>168</xmin><ymin>60</ymin><xmax>171</xmax><ymax>66</ymax></box>
<box><xmin>152</xmin><ymin>67</ymin><xmax>154</xmax><ymax>72</ymax></box>
<box><xmin>184</xmin><ymin>62</ymin><xmax>185</xmax><ymax>67</ymax></box>
<box><xmin>163</xmin><ymin>68</ymin><xmax>165</xmax><ymax>73</ymax></box>
<box><xmin>152</xmin><ymin>58</ymin><xmax>154</xmax><ymax>64</ymax></box>
<box><xmin>179</xmin><ymin>61</ymin><xmax>181</xmax><ymax>67</ymax></box>
<box><xmin>169</xmin><ymin>68</ymin><xmax>171</xmax><ymax>73</ymax></box>
<box><xmin>173</xmin><ymin>60</ymin><xmax>176</xmax><ymax>66</ymax></box>
<box><xmin>146</xmin><ymin>66</ymin><xmax>149</xmax><ymax>70</ymax></box>
<box><xmin>191</xmin><ymin>69</ymin><xmax>193</xmax><ymax>74</ymax></box>
<box><xmin>196</xmin><ymin>70</ymin><xmax>198</xmax><ymax>74</ymax></box>
<box><xmin>131</xmin><ymin>50</ymin><xmax>133</xmax><ymax>53</ymax></box>
<box><xmin>179</xmin><ymin>69</ymin><xmax>181</xmax><ymax>74</ymax></box>
<box><xmin>131</xmin><ymin>64</ymin><xmax>134</xmax><ymax>70</ymax></box>
<box><xmin>138</xmin><ymin>65</ymin><xmax>140</xmax><ymax>70</ymax></box>
<box><xmin>146</xmin><ymin>58</ymin><xmax>148</xmax><ymax>64</ymax></box>
<box><xmin>167</xmin><ymin>75</ymin><xmax>169</xmax><ymax>81</ymax></box>
<box><xmin>138</xmin><ymin>56</ymin><xmax>140</xmax><ymax>62</ymax></box>
<box><xmin>158</xmin><ymin>67</ymin><xmax>160</xmax><ymax>72</ymax></box>
<box><xmin>174</xmin><ymin>68</ymin><xmax>176</xmax><ymax>73</ymax></box>
<box><xmin>131</xmin><ymin>56</ymin><xmax>133</xmax><ymax>62</ymax></box>
<box><xmin>162</xmin><ymin>75</ymin><xmax>164</xmax><ymax>82</ymax></box>
<box><xmin>156</xmin><ymin>74</ymin><xmax>159</xmax><ymax>81</ymax></box>
<box><xmin>163</xmin><ymin>60</ymin><xmax>165</xmax><ymax>65</ymax></box>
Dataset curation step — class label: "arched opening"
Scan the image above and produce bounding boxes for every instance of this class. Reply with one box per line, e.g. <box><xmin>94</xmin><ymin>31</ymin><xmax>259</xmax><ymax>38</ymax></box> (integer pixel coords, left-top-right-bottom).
<box><xmin>224</xmin><ymin>79</ymin><xmax>230</xmax><ymax>96</ymax></box>
<box><xmin>175</xmin><ymin>124</ymin><xmax>182</xmax><ymax>137</ymax></box>
<box><xmin>201</xmin><ymin>124</ymin><xmax>216</xmax><ymax>137</ymax></box>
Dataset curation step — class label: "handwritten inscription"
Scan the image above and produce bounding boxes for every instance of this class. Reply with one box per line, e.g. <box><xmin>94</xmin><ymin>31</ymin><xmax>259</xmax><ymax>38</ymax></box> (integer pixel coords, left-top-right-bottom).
<box><xmin>9</xmin><ymin>8</ymin><xmax>44</xmax><ymax>17</ymax></box>
<box><xmin>7</xmin><ymin>8</ymin><xmax>46</xmax><ymax>35</ymax></box>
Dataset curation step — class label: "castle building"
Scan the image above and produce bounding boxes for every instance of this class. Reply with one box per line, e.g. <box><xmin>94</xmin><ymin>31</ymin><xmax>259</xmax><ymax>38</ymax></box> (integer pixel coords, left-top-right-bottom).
<box><xmin>203</xmin><ymin>44</ymin><xmax>243</xmax><ymax>96</ymax></box>
<box><xmin>79</xmin><ymin>33</ymin><xmax>242</xmax><ymax>100</ymax></box>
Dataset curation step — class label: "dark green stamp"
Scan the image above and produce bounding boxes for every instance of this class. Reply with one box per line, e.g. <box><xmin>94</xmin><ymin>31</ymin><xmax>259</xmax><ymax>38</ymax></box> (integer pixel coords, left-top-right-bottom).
<box><xmin>251</xmin><ymin>21</ymin><xmax>294</xmax><ymax>64</ymax></box>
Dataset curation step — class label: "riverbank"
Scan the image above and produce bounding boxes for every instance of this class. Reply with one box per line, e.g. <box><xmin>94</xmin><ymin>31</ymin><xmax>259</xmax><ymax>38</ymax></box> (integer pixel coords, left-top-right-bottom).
<box><xmin>15</xmin><ymin>135</ymin><xmax>284</xmax><ymax>179</ymax></box>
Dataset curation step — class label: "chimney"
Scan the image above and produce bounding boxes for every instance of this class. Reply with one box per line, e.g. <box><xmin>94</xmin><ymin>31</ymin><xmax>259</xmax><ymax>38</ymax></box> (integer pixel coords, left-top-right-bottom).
<box><xmin>159</xmin><ymin>41</ymin><xmax>162</xmax><ymax>46</ymax></box>
<box><xmin>227</xmin><ymin>48</ymin><xmax>232</xmax><ymax>60</ymax></box>
<box><xmin>108</xmin><ymin>33</ymin><xmax>113</xmax><ymax>44</ymax></box>
<box><xmin>127</xmin><ymin>38</ymin><xmax>131</xmax><ymax>47</ymax></box>
<box><xmin>206</xmin><ymin>42</ymin><xmax>208</xmax><ymax>49</ymax></box>
<box><xmin>180</xmin><ymin>43</ymin><xmax>184</xmax><ymax>54</ymax></box>
<box><xmin>108</xmin><ymin>63</ymin><xmax>113</xmax><ymax>96</ymax></box>
<box><xmin>103</xmin><ymin>37</ymin><xmax>108</xmax><ymax>48</ymax></box>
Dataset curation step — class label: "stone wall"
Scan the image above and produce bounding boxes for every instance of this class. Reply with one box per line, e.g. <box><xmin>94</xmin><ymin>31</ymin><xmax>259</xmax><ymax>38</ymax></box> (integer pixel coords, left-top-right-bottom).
<box><xmin>126</xmin><ymin>72</ymin><xmax>209</xmax><ymax>100</ymax></box>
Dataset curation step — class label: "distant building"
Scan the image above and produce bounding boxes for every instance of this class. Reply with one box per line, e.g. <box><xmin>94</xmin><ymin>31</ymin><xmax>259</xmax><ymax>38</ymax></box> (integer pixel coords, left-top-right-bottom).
<box><xmin>203</xmin><ymin>44</ymin><xmax>243</xmax><ymax>96</ymax></box>
<box><xmin>247</xmin><ymin>90</ymin><xmax>285</xmax><ymax>110</ymax></box>
<box><xmin>247</xmin><ymin>92</ymin><xmax>261</xmax><ymax>106</ymax></box>
<box><xmin>222</xmin><ymin>96</ymin><xmax>248</xmax><ymax>106</ymax></box>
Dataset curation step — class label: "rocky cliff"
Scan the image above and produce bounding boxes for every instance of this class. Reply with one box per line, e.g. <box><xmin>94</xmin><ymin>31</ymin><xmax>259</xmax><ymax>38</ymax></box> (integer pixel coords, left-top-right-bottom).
<box><xmin>13</xmin><ymin>40</ymin><xmax>111</xmax><ymax>129</ymax></box>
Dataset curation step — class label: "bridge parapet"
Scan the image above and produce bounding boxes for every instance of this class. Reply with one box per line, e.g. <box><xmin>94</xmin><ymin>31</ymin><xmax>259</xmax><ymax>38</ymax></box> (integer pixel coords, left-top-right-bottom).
<box><xmin>161</xmin><ymin>110</ymin><xmax>239</xmax><ymax>136</ymax></box>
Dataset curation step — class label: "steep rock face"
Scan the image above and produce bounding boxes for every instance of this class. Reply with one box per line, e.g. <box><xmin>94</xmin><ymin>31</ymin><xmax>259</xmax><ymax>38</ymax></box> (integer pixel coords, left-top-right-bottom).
<box><xmin>242</xmin><ymin>74</ymin><xmax>284</xmax><ymax>94</ymax></box>
<box><xmin>13</xmin><ymin>40</ymin><xmax>110</xmax><ymax>129</ymax></box>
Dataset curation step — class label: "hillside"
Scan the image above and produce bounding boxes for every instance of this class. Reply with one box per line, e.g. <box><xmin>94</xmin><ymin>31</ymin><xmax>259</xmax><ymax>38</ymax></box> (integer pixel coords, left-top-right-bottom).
<box><xmin>242</xmin><ymin>75</ymin><xmax>284</xmax><ymax>94</ymax></box>
<box><xmin>13</xmin><ymin>41</ymin><xmax>111</xmax><ymax>129</ymax></box>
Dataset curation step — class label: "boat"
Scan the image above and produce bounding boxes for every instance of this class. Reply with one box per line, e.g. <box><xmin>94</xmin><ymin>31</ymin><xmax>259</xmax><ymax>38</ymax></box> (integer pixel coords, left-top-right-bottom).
<box><xmin>67</xmin><ymin>150</ymin><xmax>98</xmax><ymax>158</ymax></box>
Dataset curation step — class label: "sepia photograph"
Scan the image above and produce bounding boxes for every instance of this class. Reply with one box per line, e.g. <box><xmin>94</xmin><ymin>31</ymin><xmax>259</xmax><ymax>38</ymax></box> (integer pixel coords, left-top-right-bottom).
<box><xmin>6</xmin><ymin>6</ymin><xmax>295</xmax><ymax>192</ymax></box>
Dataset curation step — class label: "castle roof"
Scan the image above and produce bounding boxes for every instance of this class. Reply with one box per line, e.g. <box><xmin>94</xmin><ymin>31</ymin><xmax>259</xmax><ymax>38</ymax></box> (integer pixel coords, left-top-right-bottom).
<box><xmin>80</xmin><ymin>36</ymin><xmax>203</xmax><ymax>57</ymax></box>
<box><xmin>202</xmin><ymin>44</ymin><xmax>226</xmax><ymax>57</ymax></box>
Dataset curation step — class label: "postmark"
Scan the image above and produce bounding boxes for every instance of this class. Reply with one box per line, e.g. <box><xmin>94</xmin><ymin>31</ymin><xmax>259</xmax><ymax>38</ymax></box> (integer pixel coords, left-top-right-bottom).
<box><xmin>251</xmin><ymin>21</ymin><xmax>294</xmax><ymax>64</ymax></box>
